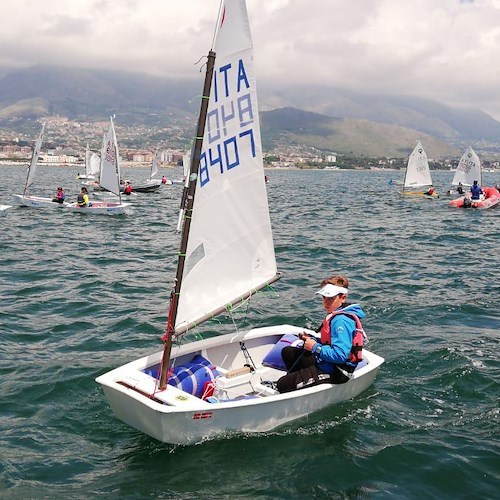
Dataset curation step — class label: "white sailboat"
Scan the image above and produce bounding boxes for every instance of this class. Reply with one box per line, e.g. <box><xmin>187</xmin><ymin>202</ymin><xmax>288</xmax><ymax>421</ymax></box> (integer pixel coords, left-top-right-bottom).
<box><xmin>66</xmin><ymin>117</ymin><xmax>130</xmax><ymax>215</ymax></box>
<box><xmin>77</xmin><ymin>144</ymin><xmax>100</xmax><ymax>180</ymax></box>
<box><xmin>12</xmin><ymin>123</ymin><xmax>68</xmax><ymax>208</ymax></box>
<box><xmin>96</xmin><ymin>0</ymin><xmax>383</xmax><ymax>445</ymax></box>
<box><xmin>131</xmin><ymin>149</ymin><xmax>162</xmax><ymax>193</ymax></box>
<box><xmin>402</xmin><ymin>140</ymin><xmax>438</xmax><ymax>197</ymax></box>
<box><xmin>451</xmin><ymin>146</ymin><xmax>481</xmax><ymax>188</ymax></box>
<box><xmin>82</xmin><ymin>134</ymin><xmax>106</xmax><ymax>192</ymax></box>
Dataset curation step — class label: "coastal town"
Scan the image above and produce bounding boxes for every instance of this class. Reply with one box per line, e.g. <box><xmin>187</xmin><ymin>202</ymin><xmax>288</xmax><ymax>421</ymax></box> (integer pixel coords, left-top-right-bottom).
<box><xmin>1</xmin><ymin>115</ymin><xmax>499</xmax><ymax>172</ymax></box>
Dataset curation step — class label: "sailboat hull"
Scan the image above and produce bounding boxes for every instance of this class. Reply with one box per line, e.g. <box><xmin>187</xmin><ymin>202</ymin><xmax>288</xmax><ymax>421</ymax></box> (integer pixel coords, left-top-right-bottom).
<box><xmin>0</xmin><ymin>204</ymin><xmax>12</xmax><ymax>216</ymax></box>
<box><xmin>401</xmin><ymin>191</ymin><xmax>439</xmax><ymax>198</ymax></box>
<box><xmin>96</xmin><ymin>325</ymin><xmax>384</xmax><ymax>445</ymax></box>
<box><xmin>129</xmin><ymin>181</ymin><xmax>162</xmax><ymax>193</ymax></box>
<box><xmin>12</xmin><ymin>194</ymin><xmax>67</xmax><ymax>208</ymax></box>
<box><xmin>65</xmin><ymin>201</ymin><xmax>130</xmax><ymax>215</ymax></box>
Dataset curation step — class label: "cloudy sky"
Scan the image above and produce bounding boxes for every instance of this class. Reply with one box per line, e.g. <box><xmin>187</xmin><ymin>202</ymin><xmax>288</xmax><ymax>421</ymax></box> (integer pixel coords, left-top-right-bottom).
<box><xmin>1</xmin><ymin>0</ymin><xmax>500</xmax><ymax>119</ymax></box>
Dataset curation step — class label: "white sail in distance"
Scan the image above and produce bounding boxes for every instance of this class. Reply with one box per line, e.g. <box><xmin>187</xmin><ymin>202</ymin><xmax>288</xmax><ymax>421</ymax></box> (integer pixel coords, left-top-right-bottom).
<box><xmin>99</xmin><ymin>118</ymin><xmax>121</xmax><ymax>196</ymax></box>
<box><xmin>25</xmin><ymin>122</ymin><xmax>46</xmax><ymax>192</ymax></box>
<box><xmin>174</xmin><ymin>0</ymin><xmax>278</xmax><ymax>333</ymax></box>
<box><xmin>452</xmin><ymin>146</ymin><xmax>481</xmax><ymax>187</ymax></box>
<box><xmin>404</xmin><ymin>141</ymin><xmax>433</xmax><ymax>189</ymax></box>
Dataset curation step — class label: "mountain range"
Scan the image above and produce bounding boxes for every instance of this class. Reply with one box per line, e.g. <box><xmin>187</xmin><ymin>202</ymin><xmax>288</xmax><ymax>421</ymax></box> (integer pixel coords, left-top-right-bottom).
<box><xmin>1</xmin><ymin>65</ymin><xmax>500</xmax><ymax>158</ymax></box>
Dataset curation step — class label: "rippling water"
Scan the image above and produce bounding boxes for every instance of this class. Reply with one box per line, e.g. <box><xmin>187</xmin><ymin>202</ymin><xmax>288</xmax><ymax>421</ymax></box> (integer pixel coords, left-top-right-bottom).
<box><xmin>1</xmin><ymin>165</ymin><xmax>499</xmax><ymax>498</ymax></box>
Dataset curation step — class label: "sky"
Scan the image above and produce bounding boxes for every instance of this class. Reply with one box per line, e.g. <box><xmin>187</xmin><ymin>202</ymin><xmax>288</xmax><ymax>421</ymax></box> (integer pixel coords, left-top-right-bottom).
<box><xmin>1</xmin><ymin>0</ymin><xmax>500</xmax><ymax>120</ymax></box>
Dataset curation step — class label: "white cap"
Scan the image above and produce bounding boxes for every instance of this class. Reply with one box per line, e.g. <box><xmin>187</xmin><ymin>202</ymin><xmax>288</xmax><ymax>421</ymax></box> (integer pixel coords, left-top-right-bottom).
<box><xmin>316</xmin><ymin>284</ymin><xmax>348</xmax><ymax>297</ymax></box>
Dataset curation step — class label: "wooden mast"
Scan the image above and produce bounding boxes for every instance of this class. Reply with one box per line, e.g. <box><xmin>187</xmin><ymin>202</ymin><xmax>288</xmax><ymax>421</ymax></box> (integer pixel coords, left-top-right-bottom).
<box><xmin>159</xmin><ymin>50</ymin><xmax>216</xmax><ymax>390</ymax></box>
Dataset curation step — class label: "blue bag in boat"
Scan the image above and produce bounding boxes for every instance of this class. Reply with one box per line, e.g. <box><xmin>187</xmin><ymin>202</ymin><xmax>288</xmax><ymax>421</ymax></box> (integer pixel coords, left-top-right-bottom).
<box><xmin>168</xmin><ymin>354</ymin><xmax>219</xmax><ymax>398</ymax></box>
<box><xmin>262</xmin><ymin>334</ymin><xmax>304</xmax><ymax>370</ymax></box>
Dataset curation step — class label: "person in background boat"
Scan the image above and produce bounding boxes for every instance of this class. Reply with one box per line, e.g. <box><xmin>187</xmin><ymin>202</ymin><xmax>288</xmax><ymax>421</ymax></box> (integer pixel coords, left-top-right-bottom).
<box><xmin>76</xmin><ymin>187</ymin><xmax>89</xmax><ymax>207</ymax></box>
<box><xmin>470</xmin><ymin>180</ymin><xmax>483</xmax><ymax>200</ymax></box>
<box><xmin>425</xmin><ymin>185</ymin><xmax>435</xmax><ymax>196</ymax></box>
<box><xmin>276</xmin><ymin>275</ymin><xmax>366</xmax><ymax>393</ymax></box>
<box><xmin>52</xmin><ymin>187</ymin><xmax>65</xmax><ymax>204</ymax></box>
<box><xmin>161</xmin><ymin>176</ymin><xmax>167</xmax><ymax>184</ymax></box>
<box><xmin>457</xmin><ymin>182</ymin><xmax>464</xmax><ymax>195</ymax></box>
<box><xmin>123</xmin><ymin>182</ymin><xmax>133</xmax><ymax>195</ymax></box>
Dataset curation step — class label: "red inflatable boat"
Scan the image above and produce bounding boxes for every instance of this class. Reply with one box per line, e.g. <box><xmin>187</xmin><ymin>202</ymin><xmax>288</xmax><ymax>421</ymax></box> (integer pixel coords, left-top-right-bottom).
<box><xmin>449</xmin><ymin>186</ymin><xmax>500</xmax><ymax>209</ymax></box>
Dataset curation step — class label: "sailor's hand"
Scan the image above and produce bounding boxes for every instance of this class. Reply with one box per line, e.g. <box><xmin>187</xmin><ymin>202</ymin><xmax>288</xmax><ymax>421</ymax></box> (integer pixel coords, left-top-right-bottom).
<box><xmin>303</xmin><ymin>337</ymin><xmax>316</xmax><ymax>352</ymax></box>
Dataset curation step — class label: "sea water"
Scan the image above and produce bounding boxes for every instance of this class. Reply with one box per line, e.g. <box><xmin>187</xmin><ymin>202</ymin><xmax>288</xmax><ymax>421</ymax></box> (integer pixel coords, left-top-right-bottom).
<box><xmin>0</xmin><ymin>165</ymin><xmax>499</xmax><ymax>498</ymax></box>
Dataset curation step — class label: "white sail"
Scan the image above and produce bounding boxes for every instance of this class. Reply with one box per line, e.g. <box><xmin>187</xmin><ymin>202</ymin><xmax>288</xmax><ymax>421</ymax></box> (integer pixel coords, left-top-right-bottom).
<box><xmin>150</xmin><ymin>149</ymin><xmax>159</xmax><ymax>180</ymax></box>
<box><xmin>403</xmin><ymin>140</ymin><xmax>433</xmax><ymax>189</ymax></box>
<box><xmin>24</xmin><ymin>122</ymin><xmax>46</xmax><ymax>192</ymax></box>
<box><xmin>84</xmin><ymin>143</ymin><xmax>91</xmax><ymax>176</ymax></box>
<box><xmin>89</xmin><ymin>152</ymin><xmax>100</xmax><ymax>177</ymax></box>
<box><xmin>176</xmin><ymin>150</ymin><xmax>193</xmax><ymax>232</ymax></box>
<box><xmin>182</xmin><ymin>151</ymin><xmax>191</xmax><ymax>180</ymax></box>
<box><xmin>99</xmin><ymin>117</ymin><xmax>121</xmax><ymax>196</ymax></box>
<box><xmin>175</xmin><ymin>0</ymin><xmax>278</xmax><ymax>332</ymax></box>
<box><xmin>452</xmin><ymin>146</ymin><xmax>481</xmax><ymax>186</ymax></box>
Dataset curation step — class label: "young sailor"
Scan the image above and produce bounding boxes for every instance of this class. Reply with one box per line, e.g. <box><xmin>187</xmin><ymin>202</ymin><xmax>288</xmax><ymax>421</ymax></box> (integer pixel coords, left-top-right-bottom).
<box><xmin>277</xmin><ymin>275</ymin><xmax>366</xmax><ymax>393</ymax></box>
<box><xmin>77</xmin><ymin>187</ymin><xmax>89</xmax><ymax>207</ymax></box>
<box><xmin>52</xmin><ymin>187</ymin><xmax>65</xmax><ymax>204</ymax></box>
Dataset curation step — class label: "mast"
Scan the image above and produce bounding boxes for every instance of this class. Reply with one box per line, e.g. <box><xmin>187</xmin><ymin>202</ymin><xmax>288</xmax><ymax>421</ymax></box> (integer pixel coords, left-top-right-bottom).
<box><xmin>159</xmin><ymin>50</ymin><xmax>216</xmax><ymax>390</ymax></box>
<box><xmin>23</xmin><ymin>122</ymin><xmax>45</xmax><ymax>196</ymax></box>
<box><xmin>113</xmin><ymin>118</ymin><xmax>123</xmax><ymax>204</ymax></box>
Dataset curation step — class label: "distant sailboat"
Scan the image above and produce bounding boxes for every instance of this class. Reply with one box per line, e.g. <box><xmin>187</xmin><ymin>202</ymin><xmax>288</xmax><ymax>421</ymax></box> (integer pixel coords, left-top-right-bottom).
<box><xmin>12</xmin><ymin>123</ymin><xmax>68</xmax><ymax>208</ymax></box>
<box><xmin>131</xmin><ymin>149</ymin><xmax>163</xmax><ymax>193</ymax></box>
<box><xmin>66</xmin><ymin>117</ymin><xmax>130</xmax><ymax>215</ymax></box>
<box><xmin>77</xmin><ymin>144</ymin><xmax>100</xmax><ymax>180</ymax></box>
<box><xmin>451</xmin><ymin>146</ymin><xmax>481</xmax><ymax>188</ymax></box>
<box><xmin>402</xmin><ymin>141</ymin><xmax>438</xmax><ymax>197</ymax></box>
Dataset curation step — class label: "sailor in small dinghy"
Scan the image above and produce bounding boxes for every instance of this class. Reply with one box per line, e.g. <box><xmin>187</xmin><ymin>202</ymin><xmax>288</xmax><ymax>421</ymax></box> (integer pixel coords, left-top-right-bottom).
<box><xmin>277</xmin><ymin>275</ymin><xmax>366</xmax><ymax>393</ymax></box>
<box><xmin>76</xmin><ymin>187</ymin><xmax>90</xmax><ymax>207</ymax></box>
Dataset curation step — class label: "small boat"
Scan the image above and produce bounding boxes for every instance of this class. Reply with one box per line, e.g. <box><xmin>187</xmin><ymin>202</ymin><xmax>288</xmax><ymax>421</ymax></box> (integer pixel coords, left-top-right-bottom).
<box><xmin>66</xmin><ymin>117</ymin><xmax>130</xmax><ymax>215</ymax></box>
<box><xmin>449</xmin><ymin>186</ymin><xmax>500</xmax><ymax>209</ymax></box>
<box><xmin>0</xmin><ymin>204</ymin><xmax>12</xmax><ymax>216</ymax></box>
<box><xmin>12</xmin><ymin>123</ymin><xmax>69</xmax><ymax>208</ymax></box>
<box><xmin>128</xmin><ymin>181</ymin><xmax>162</xmax><ymax>193</ymax></box>
<box><xmin>96</xmin><ymin>0</ymin><xmax>384</xmax><ymax>446</ymax></box>
<box><xmin>77</xmin><ymin>144</ymin><xmax>100</xmax><ymax>180</ymax></box>
<box><xmin>446</xmin><ymin>146</ymin><xmax>481</xmax><ymax>196</ymax></box>
<box><xmin>128</xmin><ymin>150</ymin><xmax>163</xmax><ymax>193</ymax></box>
<box><xmin>401</xmin><ymin>141</ymin><xmax>438</xmax><ymax>197</ymax></box>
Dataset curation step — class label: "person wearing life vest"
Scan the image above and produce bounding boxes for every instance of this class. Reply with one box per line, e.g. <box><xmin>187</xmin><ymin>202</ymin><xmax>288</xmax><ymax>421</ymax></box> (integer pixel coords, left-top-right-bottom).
<box><xmin>123</xmin><ymin>182</ymin><xmax>132</xmax><ymax>195</ymax></box>
<box><xmin>425</xmin><ymin>185</ymin><xmax>435</xmax><ymax>196</ymax></box>
<box><xmin>470</xmin><ymin>180</ymin><xmax>483</xmax><ymax>200</ymax></box>
<box><xmin>77</xmin><ymin>187</ymin><xmax>89</xmax><ymax>207</ymax></box>
<box><xmin>52</xmin><ymin>187</ymin><xmax>65</xmax><ymax>204</ymax></box>
<box><xmin>277</xmin><ymin>275</ymin><xmax>366</xmax><ymax>393</ymax></box>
